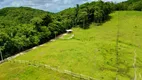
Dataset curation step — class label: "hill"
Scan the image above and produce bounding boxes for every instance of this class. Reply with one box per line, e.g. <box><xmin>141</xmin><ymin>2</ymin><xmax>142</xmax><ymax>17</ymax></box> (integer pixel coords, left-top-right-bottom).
<box><xmin>0</xmin><ymin>11</ymin><xmax>142</xmax><ymax>80</ymax></box>
<box><xmin>0</xmin><ymin>7</ymin><xmax>64</xmax><ymax>59</ymax></box>
<box><xmin>0</xmin><ymin>1</ymin><xmax>114</xmax><ymax>60</ymax></box>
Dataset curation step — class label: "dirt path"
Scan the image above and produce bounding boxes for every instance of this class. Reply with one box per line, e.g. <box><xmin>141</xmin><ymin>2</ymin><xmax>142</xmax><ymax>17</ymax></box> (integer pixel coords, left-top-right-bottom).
<box><xmin>60</xmin><ymin>33</ymin><xmax>74</xmax><ymax>40</ymax></box>
<box><xmin>0</xmin><ymin>33</ymin><xmax>70</xmax><ymax>64</ymax></box>
<box><xmin>133</xmin><ymin>49</ymin><xmax>137</xmax><ymax>80</ymax></box>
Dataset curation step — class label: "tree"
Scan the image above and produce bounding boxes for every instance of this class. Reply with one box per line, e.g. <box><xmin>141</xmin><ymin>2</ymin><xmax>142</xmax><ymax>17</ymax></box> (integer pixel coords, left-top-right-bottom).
<box><xmin>94</xmin><ymin>6</ymin><xmax>103</xmax><ymax>23</ymax></box>
<box><xmin>54</xmin><ymin>31</ymin><xmax>58</xmax><ymax>39</ymax></box>
<box><xmin>74</xmin><ymin>4</ymin><xmax>80</xmax><ymax>26</ymax></box>
<box><xmin>131</xmin><ymin>1</ymin><xmax>142</xmax><ymax>11</ymax></box>
<box><xmin>30</xmin><ymin>17</ymin><xmax>43</xmax><ymax>31</ymax></box>
<box><xmin>41</xmin><ymin>14</ymin><xmax>52</xmax><ymax>26</ymax></box>
<box><xmin>78</xmin><ymin>11</ymin><xmax>88</xmax><ymax>28</ymax></box>
<box><xmin>0</xmin><ymin>47</ymin><xmax>4</xmax><ymax>60</ymax></box>
<box><xmin>29</xmin><ymin>36</ymin><xmax>40</xmax><ymax>46</ymax></box>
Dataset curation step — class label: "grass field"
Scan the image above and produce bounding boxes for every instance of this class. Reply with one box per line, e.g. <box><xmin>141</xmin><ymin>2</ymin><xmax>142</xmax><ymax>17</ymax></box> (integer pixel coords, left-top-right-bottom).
<box><xmin>0</xmin><ymin>11</ymin><xmax>142</xmax><ymax>80</ymax></box>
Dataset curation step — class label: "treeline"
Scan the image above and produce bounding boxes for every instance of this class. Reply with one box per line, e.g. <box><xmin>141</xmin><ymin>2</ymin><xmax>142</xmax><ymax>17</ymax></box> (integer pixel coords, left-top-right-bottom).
<box><xmin>115</xmin><ymin>0</ymin><xmax>142</xmax><ymax>11</ymax></box>
<box><xmin>0</xmin><ymin>7</ymin><xmax>54</xmax><ymax>59</ymax></box>
<box><xmin>56</xmin><ymin>0</ymin><xmax>114</xmax><ymax>29</ymax></box>
<box><xmin>0</xmin><ymin>7</ymin><xmax>72</xmax><ymax>59</ymax></box>
<box><xmin>0</xmin><ymin>0</ymin><xmax>142</xmax><ymax>60</ymax></box>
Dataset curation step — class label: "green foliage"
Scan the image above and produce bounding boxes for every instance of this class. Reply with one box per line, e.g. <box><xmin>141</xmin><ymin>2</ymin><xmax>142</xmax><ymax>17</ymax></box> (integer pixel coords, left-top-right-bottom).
<box><xmin>131</xmin><ymin>1</ymin><xmax>142</xmax><ymax>11</ymax></box>
<box><xmin>1</xmin><ymin>0</ymin><xmax>141</xmax><ymax>60</ymax></box>
<box><xmin>57</xmin><ymin>0</ymin><xmax>114</xmax><ymax>29</ymax></box>
<box><xmin>116</xmin><ymin>0</ymin><xmax>142</xmax><ymax>11</ymax></box>
<box><xmin>0</xmin><ymin>7</ymin><xmax>54</xmax><ymax>59</ymax></box>
<box><xmin>1</xmin><ymin>11</ymin><xmax>142</xmax><ymax>80</ymax></box>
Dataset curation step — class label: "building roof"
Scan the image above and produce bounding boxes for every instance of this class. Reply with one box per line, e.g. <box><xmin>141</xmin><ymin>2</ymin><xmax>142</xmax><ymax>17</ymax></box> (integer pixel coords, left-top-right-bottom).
<box><xmin>66</xmin><ymin>29</ymin><xmax>73</xmax><ymax>32</ymax></box>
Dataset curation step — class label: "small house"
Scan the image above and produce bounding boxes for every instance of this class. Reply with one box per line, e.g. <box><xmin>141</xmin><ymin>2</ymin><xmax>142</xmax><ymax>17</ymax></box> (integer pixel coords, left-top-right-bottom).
<box><xmin>66</xmin><ymin>29</ymin><xmax>73</xmax><ymax>33</ymax></box>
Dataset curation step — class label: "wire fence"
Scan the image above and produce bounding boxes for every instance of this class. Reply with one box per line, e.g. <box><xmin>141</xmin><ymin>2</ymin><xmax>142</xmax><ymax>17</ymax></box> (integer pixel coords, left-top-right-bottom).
<box><xmin>9</xmin><ymin>60</ymin><xmax>97</xmax><ymax>80</ymax></box>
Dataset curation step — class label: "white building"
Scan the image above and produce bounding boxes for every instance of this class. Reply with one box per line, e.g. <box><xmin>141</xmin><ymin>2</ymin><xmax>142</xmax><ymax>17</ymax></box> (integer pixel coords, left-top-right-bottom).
<box><xmin>66</xmin><ymin>29</ymin><xmax>73</xmax><ymax>33</ymax></box>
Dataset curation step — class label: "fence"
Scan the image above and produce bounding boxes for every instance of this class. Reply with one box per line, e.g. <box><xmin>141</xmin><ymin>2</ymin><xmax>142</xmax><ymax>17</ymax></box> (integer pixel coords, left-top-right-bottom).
<box><xmin>9</xmin><ymin>60</ymin><xmax>97</xmax><ymax>80</ymax></box>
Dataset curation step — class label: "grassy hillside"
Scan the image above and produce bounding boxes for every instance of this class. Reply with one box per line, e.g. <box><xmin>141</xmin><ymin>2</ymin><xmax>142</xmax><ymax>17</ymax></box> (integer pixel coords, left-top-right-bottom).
<box><xmin>0</xmin><ymin>1</ymin><xmax>114</xmax><ymax>61</ymax></box>
<box><xmin>0</xmin><ymin>11</ymin><xmax>142</xmax><ymax>80</ymax></box>
<box><xmin>0</xmin><ymin>62</ymin><xmax>79</xmax><ymax>80</ymax></box>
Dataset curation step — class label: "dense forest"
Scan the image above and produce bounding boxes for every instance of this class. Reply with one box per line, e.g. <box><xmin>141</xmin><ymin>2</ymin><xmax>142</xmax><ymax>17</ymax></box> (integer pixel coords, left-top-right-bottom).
<box><xmin>0</xmin><ymin>0</ymin><xmax>142</xmax><ymax>60</ymax></box>
<box><xmin>115</xmin><ymin>0</ymin><xmax>142</xmax><ymax>11</ymax></box>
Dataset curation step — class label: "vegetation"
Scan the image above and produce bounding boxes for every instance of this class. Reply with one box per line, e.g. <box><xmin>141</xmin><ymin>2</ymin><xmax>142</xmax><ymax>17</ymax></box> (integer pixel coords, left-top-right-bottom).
<box><xmin>0</xmin><ymin>0</ymin><xmax>115</xmax><ymax>60</ymax></box>
<box><xmin>0</xmin><ymin>11</ymin><xmax>142</xmax><ymax>80</ymax></box>
<box><xmin>57</xmin><ymin>1</ymin><xmax>114</xmax><ymax>29</ymax></box>
<box><xmin>0</xmin><ymin>7</ymin><xmax>53</xmax><ymax>59</ymax></box>
<box><xmin>0</xmin><ymin>62</ymin><xmax>79</xmax><ymax>80</ymax></box>
<box><xmin>115</xmin><ymin>0</ymin><xmax>142</xmax><ymax>11</ymax></box>
<box><xmin>0</xmin><ymin>0</ymin><xmax>142</xmax><ymax>79</ymax></box>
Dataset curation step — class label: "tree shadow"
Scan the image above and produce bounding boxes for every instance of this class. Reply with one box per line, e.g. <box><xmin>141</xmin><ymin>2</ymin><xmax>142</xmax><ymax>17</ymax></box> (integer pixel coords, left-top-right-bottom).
<box><xmin>78</xmin><ymin>15</ymin><xmax>112</xmax><ymax>29</ymax></box>
<box><xmin>95</xmin><ymin>16</ymin><xmax>112</xmax><ymax>26</ymax></box>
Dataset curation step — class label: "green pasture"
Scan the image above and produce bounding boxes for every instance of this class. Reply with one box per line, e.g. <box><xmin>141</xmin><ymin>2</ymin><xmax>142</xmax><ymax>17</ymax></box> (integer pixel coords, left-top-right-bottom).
<box><xmin>0</xmin><ymin>11</ymin><xmax>142</xmax><ymax>80</ymax></box>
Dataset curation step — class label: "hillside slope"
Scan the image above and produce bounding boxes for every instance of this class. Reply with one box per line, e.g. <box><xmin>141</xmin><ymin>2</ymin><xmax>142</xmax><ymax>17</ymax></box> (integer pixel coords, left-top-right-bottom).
<box><xmin>0</xmin><ymin>7</ymin><xmax>59</xmax><ymax>59</ymax></box>
<box><xmin>0</xmin><ymin>11</ymin><xmax>142</xmax><ymax>80</ymax></box>
<box><xmin>0</xmin><ymin>1</ymin><xmax>114</xmax><ymax>61</ymax></box>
